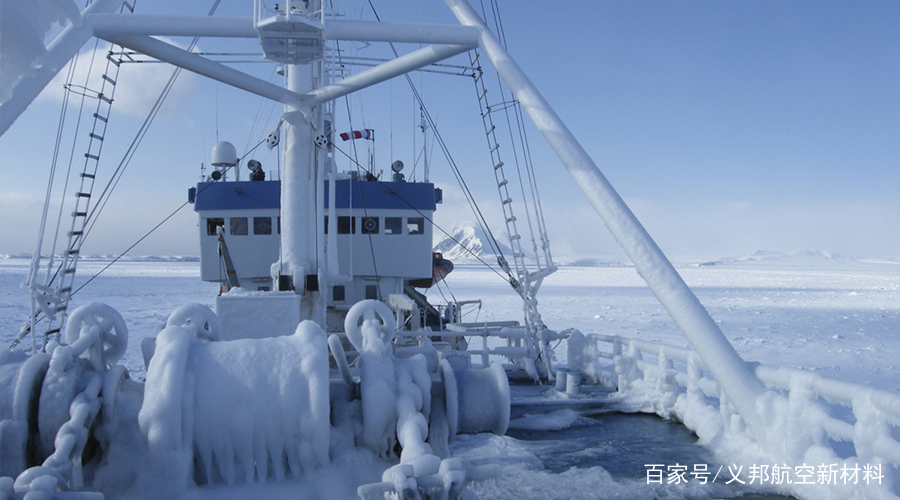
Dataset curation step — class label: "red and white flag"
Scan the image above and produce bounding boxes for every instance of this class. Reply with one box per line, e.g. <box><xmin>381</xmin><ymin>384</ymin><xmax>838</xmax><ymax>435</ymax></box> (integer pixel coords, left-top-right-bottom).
<box><xmin>339</xmin><ymin>129</ymin><xmax>374</xmax><ymax>141</ymax></box>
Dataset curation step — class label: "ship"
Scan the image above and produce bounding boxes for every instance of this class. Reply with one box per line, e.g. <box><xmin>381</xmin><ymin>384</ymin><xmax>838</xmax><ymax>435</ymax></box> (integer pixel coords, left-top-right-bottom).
<box><xmin>1</xmin><ymin>1</ymin><xmax>898</xmax><ymax>499</ymax></box>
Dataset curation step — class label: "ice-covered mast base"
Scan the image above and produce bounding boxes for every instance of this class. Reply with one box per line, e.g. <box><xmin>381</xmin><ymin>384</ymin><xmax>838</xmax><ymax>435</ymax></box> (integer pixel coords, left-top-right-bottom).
<box><xmin>270</xmin><ymin>20</ymin><xmax>322</xmax><ymax>323</ymax></box>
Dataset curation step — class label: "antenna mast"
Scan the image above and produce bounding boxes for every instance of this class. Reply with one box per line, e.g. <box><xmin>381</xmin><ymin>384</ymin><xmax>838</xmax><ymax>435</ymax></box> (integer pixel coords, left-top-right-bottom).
<box><xmin>420</xmin><ymin>105</ymin><xmax>430</xmax><ymax>182</ymax></box>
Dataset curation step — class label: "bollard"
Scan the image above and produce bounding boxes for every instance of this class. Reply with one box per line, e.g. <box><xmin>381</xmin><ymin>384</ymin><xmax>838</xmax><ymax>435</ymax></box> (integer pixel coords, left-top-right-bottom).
<box><xmin>566</xmin><ymin>371</ymin><xmax>582</xmax><ymax>396</ymax></box>
<box><xmin>554</xmin><ymin>368</ymin><xmax>568</xmax><ymax>391</ymax></box>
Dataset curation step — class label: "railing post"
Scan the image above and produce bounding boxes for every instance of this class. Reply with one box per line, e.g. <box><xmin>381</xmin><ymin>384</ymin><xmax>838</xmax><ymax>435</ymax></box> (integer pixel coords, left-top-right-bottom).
<box><xmin>654</xmin><ymin>352</ymin><xmax>676</xmax><ymax>417</ymax></box>
<box><xmin>611</xmin><ymin>339</ymin><xmax>622</xmax><ymax>389</ymax></box>
<box><xmin>686</xmin><ymin>354</ymin><xmax>702</xmax><ymax>404</ymax></box>
<box><xmin>786</xmin><ymin>376</ymin><xmax>815</xmax><ymax>463</ymax></box>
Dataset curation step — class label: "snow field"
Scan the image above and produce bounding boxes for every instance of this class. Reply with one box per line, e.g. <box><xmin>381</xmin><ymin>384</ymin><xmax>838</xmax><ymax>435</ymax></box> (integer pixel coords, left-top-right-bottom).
<box><xmin>2</xmin><ymin>255</ymin><xmax>899</xmax><ymax>499</ymax></box>
<box><xmin>426</xmin><ymin>258</ymin><xmax>900</xmax><ymax>499</ymax></box>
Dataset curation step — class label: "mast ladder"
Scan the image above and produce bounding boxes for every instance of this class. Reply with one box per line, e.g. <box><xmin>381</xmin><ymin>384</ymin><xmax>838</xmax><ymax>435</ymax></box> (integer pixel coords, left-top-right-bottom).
<box><xmin>27</xmin><ymin>48</ymin><xmax>125</xmax><ymax>345</ymax></box>
<box><xmin>471</xmin><ymin>59</ymin><xmax>526</xmax><ymax>287</ymax></box>
<box><xmin>471</xmin><ymin>54</ymin><xmax>549</xmax><ymax>368</ymax></box>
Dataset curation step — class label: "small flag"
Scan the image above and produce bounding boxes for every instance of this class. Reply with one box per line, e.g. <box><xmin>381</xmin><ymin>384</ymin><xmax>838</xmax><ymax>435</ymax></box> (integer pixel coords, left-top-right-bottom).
<box><xmin>340</xmin><ymin>129</ymin><xmax>374</xmax><ymax>141</ymax></box>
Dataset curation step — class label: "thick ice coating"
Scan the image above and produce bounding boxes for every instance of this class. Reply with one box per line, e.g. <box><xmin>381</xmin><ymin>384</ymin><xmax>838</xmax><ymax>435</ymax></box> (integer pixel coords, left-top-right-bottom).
<box><xmin>138</xmin><ymin>319</ymin><xmax>329</xmax><ymax>487</ymax></box>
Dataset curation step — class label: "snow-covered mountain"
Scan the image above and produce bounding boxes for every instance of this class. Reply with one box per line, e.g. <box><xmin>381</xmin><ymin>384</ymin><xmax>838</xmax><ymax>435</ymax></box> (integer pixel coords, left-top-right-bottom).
<box><xmin>556</xmin><ymin>251</ymin><xmax>900</xmax><ymax>268</ymax></box>
<box><xmin>433</xmin><ymin>223</ymin><xmax>515</xmax><ymax>264</ymax></box>
<box><xmin>690</xmin><ymin>250</ymin><xmax>900</xmax><ymax>268</ymax></box>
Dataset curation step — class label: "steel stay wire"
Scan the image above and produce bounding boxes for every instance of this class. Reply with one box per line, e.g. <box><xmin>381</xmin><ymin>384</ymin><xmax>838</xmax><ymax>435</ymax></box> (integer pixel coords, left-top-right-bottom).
<box><xmin>478</xmin><ymin>0</ymin><xmax>552</xmax><ymax>269</ymax></box>
<box><xmin>84</xmin><ymin>0</ymin><xmax>223</xmax><ymax>244</ymax></box>
<box><xmin>328</xmin><ymin>138</ymin><xmax>508</xmax><ymax>282</ymax></box>
<box><xmin>26</xmin><ymin>0</ymin><xmax>520</xmax><ymax>340</ymax></box>
<box><xmin>70</xmin><ymin>139</ymin><xmax>266</xmax><ymax>299</ymax></box>
<box><xmin>29</xmin><ymin>0</ymin><xmax>223</xmax><ymax>305</ymax></box>
<box><xmin>364</xmin><ymin>0</ymin><xmax>510</xmax><ymax>275</ymax></box>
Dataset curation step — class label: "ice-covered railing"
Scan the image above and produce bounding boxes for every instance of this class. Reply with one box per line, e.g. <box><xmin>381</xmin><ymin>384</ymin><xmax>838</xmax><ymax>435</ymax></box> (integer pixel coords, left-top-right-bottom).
<box><xmin>568</xmin><ymin>331</ymin><xmax>900</xmax><ymax>500</ymax></box>
<box><xmin>396</xmin><ymin>325</ymin><xmax>555</xmax><ymax>383</ymax></box>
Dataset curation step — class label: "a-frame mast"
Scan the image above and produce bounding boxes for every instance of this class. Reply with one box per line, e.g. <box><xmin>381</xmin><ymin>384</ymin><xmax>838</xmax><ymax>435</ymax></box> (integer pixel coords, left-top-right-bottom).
<box><xmin>1</xmin><ymin>0</ymin><xmax>766</xmax><ymax>437</ymax></box>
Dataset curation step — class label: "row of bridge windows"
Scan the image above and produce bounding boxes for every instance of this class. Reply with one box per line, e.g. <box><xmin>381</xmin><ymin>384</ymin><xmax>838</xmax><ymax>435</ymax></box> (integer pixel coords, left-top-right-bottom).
<box><xmin>325</xmin><ymin>216</ymin><xmax>424</xmax><ymax>235</ymax></box>
<box><xmin>206</xmin><ymin>216</ymin><xmax>425</xmax><ymax>237</ymax></box>
<box><xmin>206</xmin><ymin>217</ymin><xmax>279</xmax><ymax>236</ymax></box>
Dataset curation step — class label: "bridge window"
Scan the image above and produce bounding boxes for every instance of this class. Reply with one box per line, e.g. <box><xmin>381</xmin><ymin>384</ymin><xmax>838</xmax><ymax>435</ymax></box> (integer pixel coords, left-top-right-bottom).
<box><xmin>407</xmin><ymin>217</ymin><xmax>424</xmax><ymax>235</ymax></box>
<box><xmin>365</xmin><ymin>285</ymin><xmax>378</xmax><ymax>300</ymax></box>
<box><xmin>333</xmin><ymin>285</ymin><xmax>345</xmax><ymax>302</ymax></box>
<box><xmin>361</xmin><ymin>217</ymin><xmax>379</xmax><ymax>234</ymax></box>
<box><xmin>254</xmin><ymin>217</ymin><xmax>272</xmax><ymax>235</ymax></box>
<box><xmin>384</xmin><ymin>217</ymin><xmax>402</xmax><ymax>235</ymax></box>
<box><xmin>206</xmin><ymin>218</ymin><xmax>224</xmax><ymax>236</ymax></box>
<box><xmin>230</xmin><ymin>217</ymin><xmax>248</xmax><ymax>235</ymax></box>
<box><xmin>338</xmin><ymin>216</ymin><xmax>355</xmax><ymax>234</ymax></box>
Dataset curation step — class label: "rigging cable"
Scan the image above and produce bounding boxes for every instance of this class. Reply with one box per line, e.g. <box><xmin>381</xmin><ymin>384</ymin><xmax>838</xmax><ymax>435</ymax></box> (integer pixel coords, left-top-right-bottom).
<box><xmin>351</xmin><ymin>160</ymin><xmax>384</xmax><ymax>300</ymax></box>
<box><xmin>28</xmin><ymin>0</ymin><xmax>250</xmax><ymax>319</ymax></box>
<box><xmin>84</xmin><ymin>0</ymin><xmax>222</xmax><ymax>241</ymax></box>
<box><xmin>244</xmin><ymin>66</ymin><xmax>280</xmax><ymax>158</ymax></box>
<box><xmin>435</xmin><ymin>274</ymin><xmax>457</xmax><ymax>304</ymax></box>
<box><xmin>365</xmin><ymin>0</ymin><xmax>509</xmax><ymax>272</ymax></box>
<box><xmin>22</xmin><ymin>33</ymin><xmax>86</xmax><ymax>351</ymax></box>
<box><xmin>482</xmin><ymin>0</ymin><xmax>553</xmax><ymax>268</ymax></box>
<box><xmin>478</xmin><ymin>0</ymin><xmax>544</xmax><ymax>269</ymax></box>
<box><xmin>31</xmin><ymin>0</ymin><xmax>224</xmax><ymax>307</ymax></box>
<box><xmin>329</xmin><ymin>140</ymin><xmax>507</xmax><ymax>280</ymax></box>
<box><xmin>29</xmin><ymin>41</ymin><xmax>83</xmax><ymax>289</ymax></box>
<box><xmin>72</xmin><ymin>141</ymin><xmax>264</xmax><ymax>297</ymax></box>
<box><xmin>20</xmin><ymin>1</ymin><xmax>136</xmax><ymax>348</ymax></box>
<box><xmin>49</xmin><ymin>39</ymin><xmax>104</xmax><ymax>284</ymax></box>
<box><xmin>22</xmin><ymin>38</ymin><xmax>110</xmax><ymax>346</ymax></box>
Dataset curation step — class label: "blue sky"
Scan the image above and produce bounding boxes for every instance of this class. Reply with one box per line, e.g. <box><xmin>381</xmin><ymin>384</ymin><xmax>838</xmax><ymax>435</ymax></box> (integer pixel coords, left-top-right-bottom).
<box><xmin>1</xmin><ymin>0</ymin><xmax>898</xmax><ymax>261</ymax></box>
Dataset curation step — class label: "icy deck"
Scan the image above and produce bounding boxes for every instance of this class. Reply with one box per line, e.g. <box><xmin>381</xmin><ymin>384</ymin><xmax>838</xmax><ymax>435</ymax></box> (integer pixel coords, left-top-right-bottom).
<box><xmin>470</xmin><ymin>382</ymin><xmax>796</xmax><ymax>499</ymax></box>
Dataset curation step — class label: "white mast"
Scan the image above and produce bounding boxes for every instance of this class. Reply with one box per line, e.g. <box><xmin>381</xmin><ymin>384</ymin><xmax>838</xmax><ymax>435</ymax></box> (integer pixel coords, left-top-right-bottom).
<box><xmin>280</xmin><ymin>62</ymin><xmax>318</xmax><ymax>308</ymax></box>
<box><xmin>264</xmin><ymin>0</ymin><xmax>325</xmax><ymax>324</ymax></box>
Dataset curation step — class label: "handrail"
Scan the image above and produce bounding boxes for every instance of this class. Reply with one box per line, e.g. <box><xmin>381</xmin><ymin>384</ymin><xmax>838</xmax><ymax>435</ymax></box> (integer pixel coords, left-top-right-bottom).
<box><xmin>570</xmin><ymin>332</ymin><xmax>900</xmax><ymax>499</ymax></box>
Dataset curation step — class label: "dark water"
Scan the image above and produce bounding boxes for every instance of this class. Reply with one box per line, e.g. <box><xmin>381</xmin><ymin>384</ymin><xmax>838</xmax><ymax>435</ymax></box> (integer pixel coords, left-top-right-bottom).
<box><xmin>507</xmin><ymin>412</ymin><xmax>795</xmax><ymax>499</ymax></box>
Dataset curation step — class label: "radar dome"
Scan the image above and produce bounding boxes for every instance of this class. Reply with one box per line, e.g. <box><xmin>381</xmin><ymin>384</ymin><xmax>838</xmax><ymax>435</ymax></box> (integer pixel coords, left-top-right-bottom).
<box><xmin>211</xmin><ymin>141</ymin><xmax>238</xmax><ymax>166</ymax></box>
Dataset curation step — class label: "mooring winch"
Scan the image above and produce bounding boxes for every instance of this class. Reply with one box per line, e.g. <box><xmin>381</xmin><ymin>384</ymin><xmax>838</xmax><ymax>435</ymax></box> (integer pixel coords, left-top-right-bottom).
<box><xmin>1</xmin><ymin>300</ymin><xmax>508</xmax><ymax>499</ymax></box>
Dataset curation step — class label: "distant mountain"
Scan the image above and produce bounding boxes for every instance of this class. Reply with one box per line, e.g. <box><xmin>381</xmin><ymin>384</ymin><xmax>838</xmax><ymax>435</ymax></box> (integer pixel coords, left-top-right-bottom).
<box><xmin>433</xmin><ymin>224</ymin><xmax>515</xmax><ymax>264</ymax></box>
<box><xmin>561</xmin><ymin>258</ymin><xmax>633</xmax><ymax>268</ymax></box>
<box><xmin>517</xmin><ymin>250</ymin><xmax>899</xmax><ymax>268</ymax></box>
<box><xmin>0</xmin><ymin>254</ymin><xmax>199</xmax><ymax>262</ymax></box>
<box><xmin>691</xmin><ymin>250</ymin><xmax>899</xmax><ymax>268</ymax></box>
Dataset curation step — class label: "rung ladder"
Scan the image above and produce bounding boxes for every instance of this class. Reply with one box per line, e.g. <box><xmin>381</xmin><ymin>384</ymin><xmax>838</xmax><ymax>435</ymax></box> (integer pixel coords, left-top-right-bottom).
<box><xmin>49</xmin><ymin>49</ymin><xmax>123</xmax><ymax>335</ymax></box>
<box><xmin>470</xmin><ymin>51</ymin><xmax>560</xmax><ymax>380</ymax></box>
<box><xmin>471</xmin><ymin>53</ymin><xmax>551</xmax><ymax>366</ymax></box>
<box><xmin>471</xmin><ymin>53</ymin><xmax>528</xmax><ymax>293</ymax></box>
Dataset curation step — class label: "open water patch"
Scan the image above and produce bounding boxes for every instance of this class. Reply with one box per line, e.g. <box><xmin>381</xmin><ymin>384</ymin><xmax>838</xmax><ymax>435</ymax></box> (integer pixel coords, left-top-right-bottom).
<box><xmin>506</xmin><ymin>412</ymin><xmax>795</xmax><ymax>499</ymax></box>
